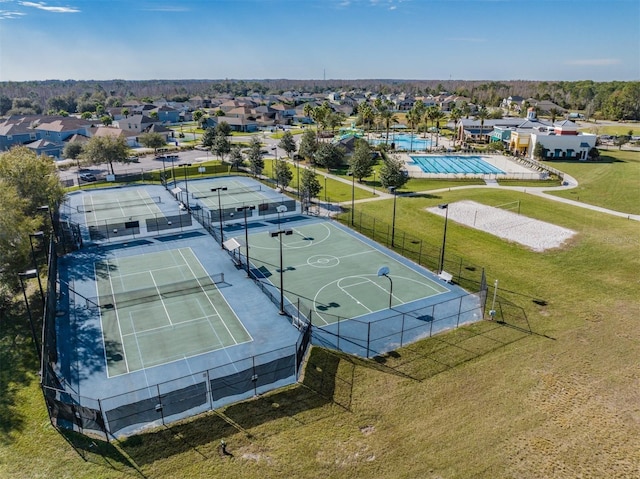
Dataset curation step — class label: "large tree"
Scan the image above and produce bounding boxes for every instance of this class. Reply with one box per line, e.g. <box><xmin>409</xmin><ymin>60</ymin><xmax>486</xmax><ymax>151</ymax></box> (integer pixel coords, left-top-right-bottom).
<box><xmin>0</xmin><ymin>146</ymin><xmax>65</xmax><ymax>215</ymax></box>
<box><xmin>138</xmin><ymin>132</ymin><xmax>166</xmax><ymax>153</ymax></box>
<box><xmin>349</xmin><ymin>140</ymin><xmax>376</xmax><ymax>182</ymax></box>
<box><xmin>81</xmin><ymin>135</ymin><xmax>129</xmax><ymax>174</ymax></box>
<box><xmin>0</xmin><ymin>147</ymin><xmax>64</xmax><ymax>286</ymax></box>
<box><xmin>275</xmin><ymin>160</ymin><xmax>293</xmax><ymax>189</ymax></box>
<box><xmin>314</xmin><ymin>143</ymin><xmax>345</xmax><ymax>169</ymax></box>
<box><xmin>211</xmin><ymin>134</ymin><xmax>231</xmax><ymax>162</ymax></box>
<box><xmin>300</xmin><ymin>167</ymin><xmax>321</xmax><ymax>204</ymax></box>
<box><xmin>247</xmin><ymin>137</ymin><xmax>264</xmax><ymax>176</ymax></box>
<box><xmin>298</xmin><ymin>129</ymin><xmax>317</xmax><ymax>163</ymax></box>
<box><xmin>63</xmin><ymin>142</ymin><xmax>83</xmax><ymax>160</ymax></box>
<box><xmin>278</xmin><ymin>131</ymin><xmax>297</xmax><ymax>158</ymax></box>
<box><xmin>379</xmin><ymin>154</ymin><xmax>409</xmax><ymax>191</ymax></box>
<box><xmin>201</xmin><ymin>127</ymin><xmax>217</xmax><ymax>148</ymax></box>
<box><xmin>228</xmin><ymin>145</ymin><xmax>244</xmax><ymax>171</ymax></box>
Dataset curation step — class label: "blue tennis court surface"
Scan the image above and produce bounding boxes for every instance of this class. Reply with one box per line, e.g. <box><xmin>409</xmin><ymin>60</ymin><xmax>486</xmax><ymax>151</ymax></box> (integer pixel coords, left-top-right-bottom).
<box><xmin>409</xmin><ymin>155</ymin><xmax>506</xmax><ymax>174</ymax></box>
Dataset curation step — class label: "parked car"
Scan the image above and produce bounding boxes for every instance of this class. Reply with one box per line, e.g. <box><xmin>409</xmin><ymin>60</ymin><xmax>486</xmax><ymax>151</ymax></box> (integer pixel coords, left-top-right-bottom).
<box><xmin>79</xmin><ymin>173</ymin><xmax>97</xmax><ymax>182</ymax></box>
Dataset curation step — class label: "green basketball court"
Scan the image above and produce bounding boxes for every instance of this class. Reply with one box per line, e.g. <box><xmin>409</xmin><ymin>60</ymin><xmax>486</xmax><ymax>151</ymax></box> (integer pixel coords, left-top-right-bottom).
<box><xmin>244</xmin><ymin>221</ymin><xmax>449</xmax><ymax>326</ymax></box>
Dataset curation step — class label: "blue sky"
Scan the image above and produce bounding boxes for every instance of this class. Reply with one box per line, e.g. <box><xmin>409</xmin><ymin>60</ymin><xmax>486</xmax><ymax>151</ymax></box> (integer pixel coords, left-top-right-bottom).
<box><xmin>0</xmin><ymin>0</ymin><xmax>638</xmax><ymax>82</ymax></box>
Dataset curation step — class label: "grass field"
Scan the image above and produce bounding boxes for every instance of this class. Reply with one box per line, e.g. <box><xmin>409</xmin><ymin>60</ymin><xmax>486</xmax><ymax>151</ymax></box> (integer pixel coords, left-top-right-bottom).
<box><xmin>1</xmin><ymin>151</ymin><xmax>639</xmax><ymax>478</ymax></box>
<box><xmin>545</xmin><ymin>149</ymin><xmax>640</xmax><ymax>214</ymax></box>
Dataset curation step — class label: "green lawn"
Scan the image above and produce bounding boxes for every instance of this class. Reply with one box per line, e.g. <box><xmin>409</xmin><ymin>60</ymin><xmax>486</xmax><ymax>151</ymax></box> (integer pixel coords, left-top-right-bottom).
<box><xmin>545</xmin><ymin>149</ymin><xmax>640</xmax><ymax>214</ymax></box>
<box><xmin>262</xmin><ymin>159</ymin><xmax>376</xmax><ymax>202</ymax></box>
<box><xmin>578</xmin><ymin>123</ymin><xmax>640</xmax><ymax>136</ymax></box>
<box><xmin>1</xmin><ymin>150</ymin><xmax>639</xmax><ymax>478</ymax></box>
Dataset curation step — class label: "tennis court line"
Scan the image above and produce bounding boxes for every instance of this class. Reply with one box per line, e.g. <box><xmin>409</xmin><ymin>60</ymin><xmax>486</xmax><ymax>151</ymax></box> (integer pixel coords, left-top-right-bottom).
<box><xmin>102</xmin><ymin>258</ymin><xmax>131</xmax><ymax>375</ymax></box>
<box><xmin>149</xmin><ymin>271</ymin><xmax>174</xmax><ymax>326</ymax></box>
<box><xmin>177</xmin><ymin>249</ymin><xmax>252</xmax><ymax>346</ymax></box>
<box><xmin>120</xmin><ymin>313</ymin><xmax>220</xmax><ymax>337</ymax></box>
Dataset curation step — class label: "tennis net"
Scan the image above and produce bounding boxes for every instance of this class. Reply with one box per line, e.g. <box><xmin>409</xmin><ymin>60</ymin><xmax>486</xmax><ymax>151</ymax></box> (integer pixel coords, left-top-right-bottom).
<box><xmin>78</xmin><ymin>196</ymin><xmax>162</xmax><ymax>213</ymax></box>
<box><xmin>192</xmin><ymin>185</ymin><xmax>262</xmax><ymax>199</ymax></box>
<box><xmin>87</xmin><ymin>273</ymin><xmax>225</xmax><ymax>310</ymax></box>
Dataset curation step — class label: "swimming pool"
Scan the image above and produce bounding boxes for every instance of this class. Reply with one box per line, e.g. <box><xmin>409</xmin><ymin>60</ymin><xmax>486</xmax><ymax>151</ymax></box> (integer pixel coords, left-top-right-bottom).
<box><xmin>409</xmin><ymin>155</ymin><xmax>506</xmax><ymax>175</ymax></box>
<box><xmin>370</xmin><ymin>133</ymin><xmax>432</xmax><ymax>151</ymax></box>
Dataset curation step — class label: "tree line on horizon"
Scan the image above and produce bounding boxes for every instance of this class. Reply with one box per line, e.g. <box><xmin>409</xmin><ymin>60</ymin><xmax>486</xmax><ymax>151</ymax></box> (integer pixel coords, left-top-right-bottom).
<box><xmin>0</xmin><ymin>79</ymin><xmax>638</xmax><ymax>121</ymax></box>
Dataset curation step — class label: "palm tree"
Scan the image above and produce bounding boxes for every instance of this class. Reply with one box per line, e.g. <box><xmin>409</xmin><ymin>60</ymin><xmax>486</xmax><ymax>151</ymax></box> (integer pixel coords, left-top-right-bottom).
<box><xmin>549</xmin><ymin>107</ymin><xmax>561</xmax><ymax>125</ymax></box>
<box><xmin>303</xmin><ymin>102</ymin><xmax>314</xmax><ymax>123</ymax></box>
<box><xmin>476</xmin><ymin>106</ymin><xmax>489</xmax><ymax>144</ymax></box>
<box><xmin>431</xmin><ymin>110</ymin><xmax>446</xmax><ymax>148</ymax></box>
<box><xmin>359</xmin><ymin>103</ymin><xmax>374</xmax><ymax>134</ymax></box>
<box><xmin>405</xmin><ymin>108</ymin><xmax>421</xmax><ymax>152</ymax></box>
<box><xmin>449</xmin><ymin>107</ymin><xmax>463</xmax><ymax>147</ymax></box>
<box><xmin>424</xmin><ymin>106</ymin><xmax>439</xmax><ymax>150</ymax></box>
<box><xmin>379</xmin><ymin>107</ymin><xmax>397</xmax><ymax>146</ymax></box>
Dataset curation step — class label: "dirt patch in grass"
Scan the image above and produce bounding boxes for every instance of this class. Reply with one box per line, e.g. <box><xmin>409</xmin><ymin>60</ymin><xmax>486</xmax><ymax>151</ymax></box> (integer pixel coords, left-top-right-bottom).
<box><xmin>427</xmin><ymin>200</ymin><xmax>576</xmax><ymax>252</ymax></box>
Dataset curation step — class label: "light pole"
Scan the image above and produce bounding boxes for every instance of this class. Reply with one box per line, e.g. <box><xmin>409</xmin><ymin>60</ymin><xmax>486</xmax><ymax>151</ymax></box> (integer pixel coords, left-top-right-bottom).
<box><xmin>390</xmin><ymin>186</ymin><xmax>398</xmax><ymax>247</ymax></box>
<box><xmin>377</xmin><ymin>266</ymin><xmax>393</xmax><ymax>309</ymax></box>
<box><xmin>181</xmin><ymin>163</ymin><xmax>192</xmax><ymax>209</ymax></box>
<box><xmin>296</xmin><ymin>158</ymin><xmax>301</xmax><ymax>198</ymax></box>
<box><xmin>171</xmin><ymin>159</ymin><xmax>177</xmax><ymax>188</ymax></box>
<box><xmin>438</xmin><ymin>203</ymin><xmax>449</xmax><ymax>274</ymax></box>
<box><xmin>372</xmin><ymin>171</ymin><xmax>376</xmax><ymax>195</ymax></box>
<box><xmin>161</xmin><ymin>157</ymin><xmax>168</xmax><ymax>189</ymax></box>
<box><xmin>270</xmin><ymin>227</ymin><xmax>293</xmax><ymax>315</ymax></box>
<box><xmin>28</xmin><ymin>231</ymin><xmax>45</xmax><ymax>306</ymax></box>
<box><xmin>324</xmin><ymin>176</ymin><xmax>327</xmax><ymax>204</ymax></box>
<box><xmin>351</xmin><ymin>170</ymin><xmax>355</xmax><ymax>225</ymax></box>
<box><xmin>18</xmin><ymin>270</ymin><xmax>42</xmax><ymax>361</ymax></box>
<box><xmin>37</xmin><ymin>205</ymin><xmax>55</xmax><ymax>242</ymax></box>
<box><xmin>237</xmin><ymin>205</ymin><xmax>255</xmax><ymax>277</ymax></box>
<box><xmin>211</xmin><ymin>187</ymin><xmax>228</xmax><ymax>248</ymax></box>
<box><xmin>271</xmin><ymin>146</ymin><xmax>277</xmax><ymax>185</ymax></box>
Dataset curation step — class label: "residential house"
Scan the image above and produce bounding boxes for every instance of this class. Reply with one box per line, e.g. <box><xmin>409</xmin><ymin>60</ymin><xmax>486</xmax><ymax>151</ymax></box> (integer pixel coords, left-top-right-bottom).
<box><xmin>0</xmin><ymin>115</ymin><xmax>43</xmax><ymax>151</ymax></box>
<box><xmin>24</xmin><ymin>138</ymin><xmax>63</xmax><ymax>158</ymax></box>
<box><xmin>113</xmin><ymin>114</ymin><xmax>157</xmax><ymax>133</ymax></box>
<box><xmin>152</xmin><ymin>105</ymin><xmax>180</xmax><ymax>124</ymax></box>
<box><xmin>203</xmin><ymin>116</ymin><xmax>258</xmax><ymax>133</ymax></box>
<box><xmin>35</xmin><ymin>117</ymin><xmax>93</xmax><ymax>143</ymax></box>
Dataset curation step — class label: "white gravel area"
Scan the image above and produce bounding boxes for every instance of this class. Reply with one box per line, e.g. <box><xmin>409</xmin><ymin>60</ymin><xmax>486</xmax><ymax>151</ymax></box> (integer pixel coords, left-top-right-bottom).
<box><xmin>427</xmin><ymin>200</ymin><xmax>576</xmax><ymax>252</ymax></box>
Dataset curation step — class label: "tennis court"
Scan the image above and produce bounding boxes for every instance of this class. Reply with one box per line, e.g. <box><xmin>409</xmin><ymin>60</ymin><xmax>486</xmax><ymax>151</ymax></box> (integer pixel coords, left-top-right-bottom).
<box><xmin>187</xmin><ymin>179</ymin><xmax>273</xmax><ymax>210</ymax></box>
<box><xmin>80</xmin><ymin>189</ymin><xmax>164</xmax><ymax>226</ymax></box>
<box><xmin>244</xmin><ymin>221</ymin><xmax>450</xmax><ymax>326</ymax></box>
<box><xmin>94</xmin><ymin>247</ymin><xmax>252</xmax><ymax>377</ymax></box>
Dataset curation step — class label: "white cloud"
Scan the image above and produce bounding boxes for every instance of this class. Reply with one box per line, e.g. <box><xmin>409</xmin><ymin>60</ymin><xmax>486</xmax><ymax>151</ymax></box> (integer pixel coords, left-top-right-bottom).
<box><xmin>0</xmin><ymin>10</ymin><xmax>25</xmax><ymax>19</ymax></box>
<box><xmin>19</xmin><ymin>1</ymin><xmax>80</xmax><ymax>13</ymax></box>
<box><xmin>566</xmin><ymin>58</ymin><xmax>621</xmax><ymax>66</ymax></box>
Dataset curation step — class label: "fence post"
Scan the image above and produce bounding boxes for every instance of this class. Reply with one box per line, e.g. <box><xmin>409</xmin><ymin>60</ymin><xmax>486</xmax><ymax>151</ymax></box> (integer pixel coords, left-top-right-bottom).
<box><xmin>429</xmin><ymin>305</ymin><xmax>434</xmax><ymax>337</ymax></box>
<box><xmin>156</xmin><ymin>384</ymin><xmax>165</xmax><ymax>425</ymax></box>
<box><xmin>418</xmin><ymin>240</ymin><xmax>423</xmax><ymax>266</ymax></box>
<box><xmin>205</xmin><ymin>369</ymin><xmax>213</xmax><ymax>411</ymax></box>
<box><xmin>97</xmin><ymin>398</ymin><xmax>109</xmax><ymax>441</ymax></box>
<box><xmin>456</xmin><ymin>296</ymin><xmax>463</xmax><ymax>328</ymax></box>
<box><xmin>366</xmin><ymin>323</ymin><xmax>371</xmax><ymax>358</ymax></box>
<box><xmin>400</xmin><ymin>314</ymin><xmax>405</xmax><ymax>347</ymax></box>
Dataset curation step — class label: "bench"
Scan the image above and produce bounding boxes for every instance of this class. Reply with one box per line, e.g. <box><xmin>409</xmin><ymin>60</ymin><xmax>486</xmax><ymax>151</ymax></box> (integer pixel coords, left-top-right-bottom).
<box><xmin>438</xmin><ymin>271</ymin><xmax>453</xmax><ymax>283</ymax></box>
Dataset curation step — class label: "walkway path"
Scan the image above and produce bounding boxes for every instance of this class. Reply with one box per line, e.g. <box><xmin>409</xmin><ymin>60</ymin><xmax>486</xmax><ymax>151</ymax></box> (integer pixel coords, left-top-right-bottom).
<box><xmin>283</xmin><ymin>156</ymin><xmax>640</xmax><ymax>222</ymax></box>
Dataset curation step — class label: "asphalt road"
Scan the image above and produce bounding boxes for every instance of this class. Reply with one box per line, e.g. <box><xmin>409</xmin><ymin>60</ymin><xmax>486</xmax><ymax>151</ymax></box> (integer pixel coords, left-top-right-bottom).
<box><xmin>57</xmin><ymin>134</ymin><xmax>285</xmax><ymax>186</ymax></box>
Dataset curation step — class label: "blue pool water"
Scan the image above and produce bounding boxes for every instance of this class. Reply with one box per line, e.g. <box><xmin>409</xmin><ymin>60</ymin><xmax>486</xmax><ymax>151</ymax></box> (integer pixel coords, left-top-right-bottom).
<box><xmin>409</xmin><ymin>155</ymin><xmax>506</xmax><ymax>175</ymax></box>
<box><xmin>370</xmin><ymin>133</ymin><xmax>432</xmax><ymax>151</ymax></box>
